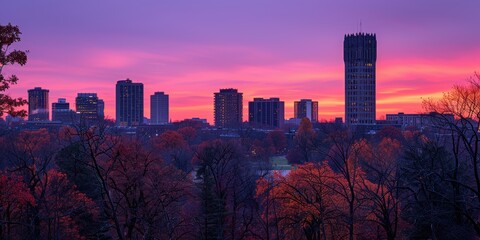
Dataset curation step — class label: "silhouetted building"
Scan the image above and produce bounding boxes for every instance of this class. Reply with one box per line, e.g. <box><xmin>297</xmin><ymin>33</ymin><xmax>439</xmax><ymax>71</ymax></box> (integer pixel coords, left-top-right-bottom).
<box><xmin>116</xmin><ymin>79</ymin><xmax>144</xmax><ymax>126</ymax></box>
<box><xmin>335</xmin><ymin>117</ymin><xmax>343</xmax><ymax>124</ymax></box>
<box><xmin>214</xmin><ymin>88</ymin><xmax>243</xmax><ymax>128</ymax></box>
<box><xmin>76</xmin><ymin>93</ymin><xmax>101</xmax><ymax>123</ymax></box>
<box><xmin>150</xmin><ymin>92</ymin><xmax>169</xmax><ymax>124</ymax></box>
<box><xmin>294</xmin><ymin>99</ymin><xmax>318</xmax><ymax>122</ymax></box>
<box><xmin>344</xmin><ymin>33</ymin><xmax>377</xmax><ymax>125</ymax></box>
<box><xmin>386</xmin><ymin>112</ymin><xmax>454</xmax><ymax>130</ymax></box>
<box><xmin>249</xmin><ymin>98</ymin><xmax>284</xmax><ymax>128</ymax></box>
<box><xmin>28</xmin><ymin>87</ymin><xmax>49</xmax><ymax>121</ymax></box>
<box><xmin>6</xmin><ymin>114</ymin><xmax>24</xmax><ymax>127</ymax></box>
<box><xmin>98</xmin><ymin>99</ymin><xmax>105</xmax><ymax>120</ymax></box>
<box><xmin>52</xmin><ymin>98</ymin><xmax>76</xmax><ymax>123</ymax></box>
<box><xmin>285</xmin><ymin>118</ymin><xmax>301</xmax><ymax>127</ymax></box>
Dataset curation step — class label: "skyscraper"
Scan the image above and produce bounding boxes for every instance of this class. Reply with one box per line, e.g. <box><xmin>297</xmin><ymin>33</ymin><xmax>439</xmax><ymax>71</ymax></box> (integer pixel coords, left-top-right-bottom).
<box><xmin>52</xmin><ymin>98</ymin><xmax>76</xmax><ymax>123</ymax></box>
<box><xmin>214</xmin><ymin>88</ymin><xmax>242</xmax><ymax>128</ymax></box>
<box><xmin>150</xmin><ymin>92</ymin><xmax>169</xmax><ymax>124</ymax></box>
<box><xmin>116</xmin><ymin>79</ymin><xmax>144</xmax><ymax>126</ymax></box>
<box><xmin>344</xmin><ymin>33</ymin><xmax>377</xmax><ymax>125</ymax></box>
<box><xmin>28</xmin><ymin>87</ymin><xmax>49</xmax><ymax>121</ymax></box>
<box><xmin>294</xmin><ymin>99</ymin><xmax>318</xmax><ymax>122</ymax></box>
<box><xmin>97</xmin><ymin>99</ymin><xmax>105</xmax><ymax>120</ymax></box>
<box><xmin>249</xmin><ymin>98</ymin><xmax>284</xmax><ymax>128</ymax></box>
<box><xmin>76</xmin><ymin>93</ymin><xmax>100</xmax><ymax>122</ymax></box>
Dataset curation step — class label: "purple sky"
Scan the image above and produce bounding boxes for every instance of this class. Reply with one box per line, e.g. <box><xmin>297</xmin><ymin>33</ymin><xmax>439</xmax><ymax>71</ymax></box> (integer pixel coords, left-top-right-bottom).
<box><xmin>2</xmin><ymin>1</ymin><xmax>479</xmax><ymax>123</ymax></box>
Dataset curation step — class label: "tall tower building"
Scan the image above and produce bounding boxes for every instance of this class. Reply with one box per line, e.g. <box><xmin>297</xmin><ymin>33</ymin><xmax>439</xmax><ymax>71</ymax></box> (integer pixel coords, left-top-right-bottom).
<box><xmin>214</xmin><ymin>88</ymin><xmax>243</xmax><ymax>128</ymax></box>
<box><xmin>97</xmin><ymin>99</ymin><xmax>105</xmax><ymax>120</ymax></box>
<box><xmin>294</xmin><ymin>99</ymin><xmax>318</xmax><ymax>122</ymax></box>
<box><xmin>28</xmin><ymin>87</ymin><xmax>49</xmax><ymax>121</ymax></box>
<box><xmin>344</xmin><ymin>33</ymin><xmax>377</xmax><ymax>125</ymax></box>
<box><xmin>150</xmin><ymin>92</ymin><xmax>169</xmax><ymax>124</ymax></box>
<box><xmin>76</xmin><ymin>93</ymin><xmax>100</xmax><ymax>122</ymax></box>
<box><xmin>116</xmin><ymin>79</ymin><xmax>144</xmax><ymax>126</ymax></box>
<box><xmin>249</xmin><ymin>98</ymin><xmax>284</xmax><ymax>129</ymax></box>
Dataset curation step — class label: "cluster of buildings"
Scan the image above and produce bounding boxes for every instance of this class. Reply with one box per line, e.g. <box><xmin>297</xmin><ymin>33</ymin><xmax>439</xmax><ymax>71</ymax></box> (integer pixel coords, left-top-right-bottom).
<box><xmin>24</xmin><ymin>80</ymin><xmax>170</xmax><ymax>127</ymax></box>
<box><xmin>27</xmin><ymin>87</ymin><xmax>104</xmax><ymax>124</ymax></box>
<box><xmin>24</xmin><ymin>83</ymin><xmax>317</xmax><ymax>129</ymax></box>
<box><xmin>15</xmin><ymin>32</ymin><xmax>451</xmax><ymax>131</ymax></box>
<box><xmin>212</xmin><ymin>89</ymin><xmax>318</xmax><ymax>129</ymax></box>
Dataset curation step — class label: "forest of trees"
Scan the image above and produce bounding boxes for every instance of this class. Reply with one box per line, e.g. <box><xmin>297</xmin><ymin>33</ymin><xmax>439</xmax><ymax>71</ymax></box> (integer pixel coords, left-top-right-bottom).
<box><xmin>0</xmin><ymin>90</ymin><xmax>479</xmax><ymax>239</ymax></box>
<box><xmin>1</xmin><ymin>24</ymin><xmax>480</xmax><ymax>239</ymax></box>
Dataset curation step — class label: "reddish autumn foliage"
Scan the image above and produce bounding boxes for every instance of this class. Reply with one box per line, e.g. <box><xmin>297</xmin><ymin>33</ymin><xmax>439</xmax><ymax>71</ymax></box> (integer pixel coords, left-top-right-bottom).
<box><xmin>266</xmin><ymin>130</ymin><xmax>287</xmax><ymax>154</ymax></box>
<box><xmin>154</xmin><ymin>130</ymin><xmax>192</xmax><ymax>171</ymax></box>
<box><xmin>105</xmin><ymin>140</ymin><xmax>194</xmax><ymax>239</ymax></box>
<box><xmin>250</xmin><ymin>139</ymin><xmax>274</xmax><ymax>161</ymax></box>
<box><xmin>289</xmin><ymin>118</ymin><xmax>317</xmax><ymax>163</ymax></box>
<box><xmin>0</xmin><ymin>169</ymin><xmax>97</xmax><ymax>239</ymax></box>
<box><xmin>256</xmin><ymin>163</ymin><xmax>345</xmax><ymax>239</ymax></box>
<box><xmin>36</xmin><ymin>170</ymin><xmax>98</xmax><ymax>240</ymax></box>
<box><xmin>178</xmin><ymin>126</ymin><xmax>197</xmax><ymax>143</ymax></box>
<box><xmin>154</xmin><ymin>130</ymin><xmax>187</xmax><ymax>150</ymax></box>
<box><xmin>0</xmin><ymin>173</ymin><xmax>34</xmax><ymax>239</ymax></box>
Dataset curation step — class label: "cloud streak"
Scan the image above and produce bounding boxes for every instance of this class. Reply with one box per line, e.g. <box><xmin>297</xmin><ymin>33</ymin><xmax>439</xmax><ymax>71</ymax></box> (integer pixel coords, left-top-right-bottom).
<box><xmin>2</xmin><ymin>1</ymin><xmax>479</xmax><ymax>124</ymax></box>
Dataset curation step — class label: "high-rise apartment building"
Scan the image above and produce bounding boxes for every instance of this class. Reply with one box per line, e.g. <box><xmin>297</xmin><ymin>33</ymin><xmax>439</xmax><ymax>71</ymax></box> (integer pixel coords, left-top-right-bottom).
<box><xmin>214</xmin><ymin>88</ymin><xmax>243</xmax><ymax>128</ymax></box>
<box><xmin>52</xmin><ymin>98</ymin><xmax>76</xmax><ymax>123</ymax></box>
<box><xmin>76</xmin><ymin>93</ymin><xmax>100</xmax><ymax>122</ymax></box>
<box><xmin>344</xmin><ymin>33</ymin><xmax>377</xmax><ymax>125</ymax></box>
<box><xmin>294</xmin><ymin>99</ymin><xmax>318</xmax><ymax>122</ymax></box>
<box><xmin>97</xmin><ymin>99</ymin><xmax>105</xmax><ymax>120</ymax></box>
<box><xmin>116</xmin><ymin>79</ymin><xmax>144</xmax><ymax>126</ymax></box>
<box><xmin>248</xmin><ymin>98</ymin><xmax>285</xmax><ymax>128</ymax></box>
<box><xmin>28</xmin><ymin>87</ymin><xmax>49</xmax><ymax>121</ymax></box>
<box><xmin>150</xmin><ymin>92</ymin><xmax>169</xmax><ymax>124</ymax></box>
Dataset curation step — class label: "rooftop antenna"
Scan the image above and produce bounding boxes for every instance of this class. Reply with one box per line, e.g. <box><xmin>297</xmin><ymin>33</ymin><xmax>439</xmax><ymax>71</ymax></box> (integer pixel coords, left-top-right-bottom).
<box><xmin>360</xmin><ymin>20</ymin><xmax>363</xmax><ymax>33</ymax></box>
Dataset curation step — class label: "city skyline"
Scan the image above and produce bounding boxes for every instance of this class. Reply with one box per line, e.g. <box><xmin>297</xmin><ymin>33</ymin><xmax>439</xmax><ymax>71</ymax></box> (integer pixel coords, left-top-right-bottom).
<box><xmin>1</xmin><ymin>1</ymin><xmax>479</xmax><ymax>123</ymax></box>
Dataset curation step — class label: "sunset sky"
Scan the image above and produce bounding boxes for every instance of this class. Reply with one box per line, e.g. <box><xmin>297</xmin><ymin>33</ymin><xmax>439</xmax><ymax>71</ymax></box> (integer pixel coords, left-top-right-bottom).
<box><xmin>2</xmin><ymin>1</ymin><xmax>479</xmax><ymax>123</ymax></box>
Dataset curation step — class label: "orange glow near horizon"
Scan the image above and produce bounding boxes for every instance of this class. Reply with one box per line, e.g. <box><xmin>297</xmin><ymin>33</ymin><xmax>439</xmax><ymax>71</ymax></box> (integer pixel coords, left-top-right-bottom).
<box><xmin>3</xmin><ymin>0</ymin><xmax>479</xmax><ymax>125</ymax></box>
<box><xmin>4</xmin><ymin>47</ymin><xmax>479</xmax><ymax>125</ymax></box>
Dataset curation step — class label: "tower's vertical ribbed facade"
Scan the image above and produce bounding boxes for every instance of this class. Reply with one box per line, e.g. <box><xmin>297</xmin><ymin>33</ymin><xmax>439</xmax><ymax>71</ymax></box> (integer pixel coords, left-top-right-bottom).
<box><xmin>344</xmin><ymin>33</ymin><xmax>377</xmax><ymax>125</ymax></box>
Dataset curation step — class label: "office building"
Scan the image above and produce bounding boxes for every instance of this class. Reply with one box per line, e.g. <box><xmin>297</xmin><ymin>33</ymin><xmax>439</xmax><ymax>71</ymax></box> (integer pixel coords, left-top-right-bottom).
<box><xmin>294</xmin><ymin>99</ymin><xmax>318</xmax><ymax>122</ymax></box>
<box><xmin>28</xmin><ymin>87</ymin><xmax>49</xmax><ymax>121</ymax></box>
<box><xmin>116</xmin><ymin>79</ymin><xmax>144</xmax><ymax>126</ymax></box>
<box><xmin>52</xmin><ymin>98</ymin><xmax>76</xmax><ymax>123</ymax></box>
<box><xmin>248</xmin><ymin>98</ymin><xmax>284</xmax><ymax>128</ymax></box>
<box><xmin>150</xmin><ymin>92</ymin><xmax>169</xmax><ymax>124</ymax></box>
<box><xmin>97</xmin><ymin>99</ymin><xmax>105</xmax><ymax>120</ymax></box>
<box><xmin>214</xmin><ymin>88</ymin><xmax>242</xmax><ymax>128</ymax></box>
<box><xmin>386</xmin><ymin>112</ymin><xmax>454</xmax><ymax>129</ymax></box>
<box><xmin>344</xmin><ymin>33</ymin><xmax>377</xmax><ymax>125</ymax></box>
<box><xmin>76</xmin><ymin>93</ymin><xmax>100</xmax><ymax>122</ymax></box>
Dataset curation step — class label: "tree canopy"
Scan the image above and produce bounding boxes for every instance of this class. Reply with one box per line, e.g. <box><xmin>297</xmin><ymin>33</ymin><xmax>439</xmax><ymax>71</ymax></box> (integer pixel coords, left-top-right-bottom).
<box><xmin>0</xmin><ymin>23</ymin><xmax>28</xmax><ymax>117</ymax></box>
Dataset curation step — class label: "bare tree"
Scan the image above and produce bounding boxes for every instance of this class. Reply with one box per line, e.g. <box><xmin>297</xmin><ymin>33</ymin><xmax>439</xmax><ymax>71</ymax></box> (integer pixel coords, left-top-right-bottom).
<box><xmin>322</xmin><ymin>129</ymin><xmax>372</xmax><ymax>240</ymax></box>
<box><xmin>194</xmin><ymin>139</ymin><xmax>257</xmax><ymax>240</ymax></box>
<box><xmin>423</xmin><ymin>73</ymin><xmax>480</xmax><ymax>236</ymax></box>
<box><xmin>360</xmin><ymin>138</ymin><xmax>402</xmax><ymax>240</ymax></box>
